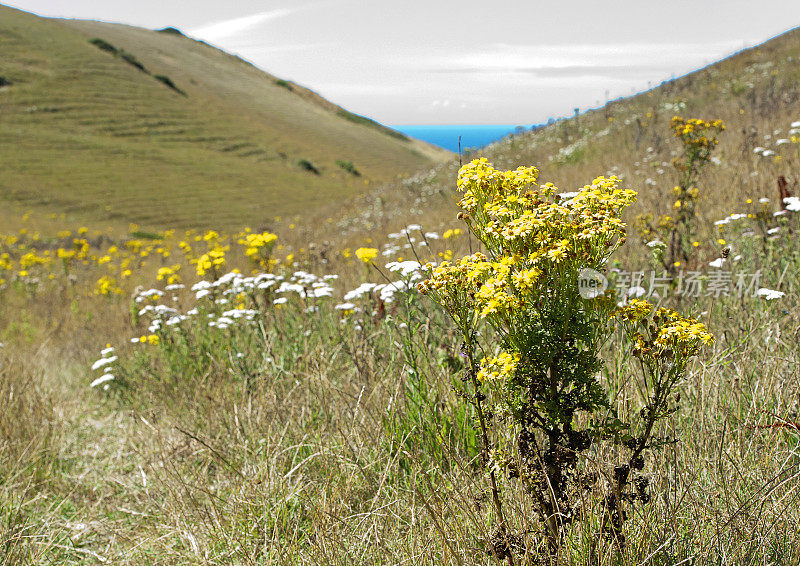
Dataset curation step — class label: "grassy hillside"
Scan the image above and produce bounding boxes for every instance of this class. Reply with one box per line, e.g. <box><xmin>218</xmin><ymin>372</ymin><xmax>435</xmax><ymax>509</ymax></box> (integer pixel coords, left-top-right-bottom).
<box><xmin>0</xmin><ymin>5</ymin><xmax>451</xmax><ymax>231</ymax></box>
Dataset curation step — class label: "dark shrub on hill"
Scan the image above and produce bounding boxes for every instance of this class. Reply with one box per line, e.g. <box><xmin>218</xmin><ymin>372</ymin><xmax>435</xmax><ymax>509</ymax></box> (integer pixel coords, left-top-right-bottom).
<box><xmin>89</xmin><ymin>38</ymin><xmax>149</xmax><ymax>74</ymax></box>
<box><xmin>0</xmin><ymin>76</ymin><xmax>11</xmax><ymax>87</ymax></box>
<box><xmin>275</xmin><ymin>79</ymin><xmax>293</xmax><ymax>90</ymax></box>
<box><xmin>335</xmin><ymin>160</ymin><xmax>360</xmax><ymax>176</ymax></box>
<box><xmin>156</xmin><ymin>27</ymin><xmax>185</xmax><ymax>36</ymax></box>
<box><xmin>88</xmin><ymin>37</ymin><xmax>118</xmax><ymax>55</ymax></box>
<box><xmin>297</xmin><ymin>159</ymin><xmax>319</xmax><ymax>174</ymax></box>
<box><xmin>120</xmin><ymin>51</ymin><xmax>147</xmax><ymax>72</ymax></box>
<box><xmin>154</xmin><ymin>74</ymin><xmax>186</xmax><ymax>96</ymax></box>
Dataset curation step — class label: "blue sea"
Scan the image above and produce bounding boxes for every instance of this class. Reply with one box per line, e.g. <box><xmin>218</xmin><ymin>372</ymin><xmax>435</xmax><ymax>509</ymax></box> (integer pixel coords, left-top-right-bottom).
<box><xmin>391</xmin><ymin>124</ymin><xmax>531</xmax><ymax>152</ymax></box>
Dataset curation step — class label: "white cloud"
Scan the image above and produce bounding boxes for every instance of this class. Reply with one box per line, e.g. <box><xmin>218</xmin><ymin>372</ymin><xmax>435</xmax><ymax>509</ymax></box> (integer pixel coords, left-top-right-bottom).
<box><xmin>233</xmin><ymin>43</ymin><xmax>333</xmax><ymax>55</ymax></box>
<box><xmin>429</xmin><ymin>41</ymin><xmax>744</xmax><ymax>73</ymax></box>
<box><xmin>311</xmin><ymin>83</ymin><xmax>417</xmax><ymax>96</ymax></box>
<box><xmin>189</xmin><ymin>9</ymin><xmax>296</xmax><ymax>42</ymax></box>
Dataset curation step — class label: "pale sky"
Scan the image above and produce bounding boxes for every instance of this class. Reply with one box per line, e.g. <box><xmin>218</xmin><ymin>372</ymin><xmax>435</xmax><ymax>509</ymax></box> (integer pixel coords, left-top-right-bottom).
<box><xmin>6</xmin><ymin>1</ymin><xmax>800</xmax><ymax>125</ymax></box>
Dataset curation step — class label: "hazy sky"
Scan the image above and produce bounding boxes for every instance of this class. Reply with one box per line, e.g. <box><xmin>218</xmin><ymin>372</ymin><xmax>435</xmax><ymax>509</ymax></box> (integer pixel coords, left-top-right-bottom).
<box><xmin>6</xmin><ymin>1</ymin><xmax>800</xmax><ymax>124</ymax></box>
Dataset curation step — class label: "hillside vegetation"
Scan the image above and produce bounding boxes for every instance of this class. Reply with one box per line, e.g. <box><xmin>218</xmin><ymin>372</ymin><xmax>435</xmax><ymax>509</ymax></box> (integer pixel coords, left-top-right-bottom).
<box><xmin>1</xmin><ymin>16</ymin><xmax>800</xmax><ymax>566</ymax></box>
<box><xmin>0</xmin><ymin>5</ymin><xmax>450</xmax><ymax>231</ymax></box>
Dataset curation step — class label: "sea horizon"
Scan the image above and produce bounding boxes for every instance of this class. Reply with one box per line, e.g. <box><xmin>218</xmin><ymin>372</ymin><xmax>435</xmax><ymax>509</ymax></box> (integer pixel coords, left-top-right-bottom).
<box><xmin>391</xmin><ymin>124</ymin><xmax>535</xmax><ymax>153</ymax></box>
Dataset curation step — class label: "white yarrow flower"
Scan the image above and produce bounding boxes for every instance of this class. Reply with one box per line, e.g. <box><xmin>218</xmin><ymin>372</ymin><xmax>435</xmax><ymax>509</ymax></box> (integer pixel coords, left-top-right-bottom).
<box><xmin>784</xmin><ymin>196</ymin><xmax>800</xmax><ymax>212</ymax></box>
<box><xmin>756</xmin><ymin>288</ymin><xmax>785</xmax><ymax>300</ymax></box>
<box><xmin>385</xmin><ymin>260</ymin><xmax>422</xmax><ymax>277</ymax></box>
<box><xmin>91</xmin><ymin>356</ymin><xmax>117</xmax><ymax>370</ymax></box>
<box><xmin>708</xmin><ymin>258</ymin><xmax>726</xmax><ymax>268</ymax></box>
<box><xmin>90</xmin><ymin>373</ymin><xmax>115</xmax><ymax>388</ymax></box>
<box><xmin>343</xmin><ymin>283</ymin><xmax>378</xmax><ymax>301</ymax></box>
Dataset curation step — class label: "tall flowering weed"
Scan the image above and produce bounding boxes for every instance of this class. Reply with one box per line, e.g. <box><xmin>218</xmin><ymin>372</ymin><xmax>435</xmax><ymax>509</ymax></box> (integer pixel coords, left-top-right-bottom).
<box><xmin>420</xmin><ymin>159</ymin><xmax>713</xmax><ymax>560</ymax></box>
<box><xmin>637</xmin><ymin>117</ymin><xmax>725</xmax><ymax>271</ymax></box>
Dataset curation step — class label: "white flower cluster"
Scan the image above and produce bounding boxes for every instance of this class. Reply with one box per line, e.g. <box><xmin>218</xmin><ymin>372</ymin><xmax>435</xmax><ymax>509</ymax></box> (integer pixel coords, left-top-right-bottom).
<box><xmin>90</xmin><ymin>345</ymin><xmax>116</xmax><ymax>389</ymax></box>
<box><xmin>334</xmin><ymin>261</ymin><xmax>424</xmax><ymax>313</ymax></box>
<box><xmin>714</xmin><ymin>213</ymin><xmax>748</xmax><ymax>226</ymax></box>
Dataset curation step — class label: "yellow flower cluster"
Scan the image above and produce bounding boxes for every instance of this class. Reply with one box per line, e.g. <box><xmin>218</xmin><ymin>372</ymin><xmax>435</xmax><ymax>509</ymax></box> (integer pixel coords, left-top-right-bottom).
<box><xmin>457</xmin><ymin>159</ymin><xmax>634</xmax><ymax>262</ymax></box>
<box><xmin>653</xmin><ymin>307</ymin><xmax>714</xmax><ymax>347</ymax></box>
<box><xmin>423</xmin><ymin>160</ymin><xmax>636</xmax><ymax>321</ymax></box>
<box><xmin>137</xmin><ymin>334</ymin><xmax>160</xmax><ymax>345</ymax></box>
<box><xmin>477</xmin><ymin>351</ymin><xmax>520</xmax><ymax>382</ymax></box>
<box><xmin>238</xmin><ymin>231</ymin><xmax>278</xmax><ymax>270</ymax></box>
<box><xmin>420</xmin><ymin>253</ymin><xmax>491</xmax><ymax>291</ymax></box>
<box><xmin>616</xmin><ymin>299</ymin><xmax>714</xmax><ymax>362</ymax></box>
<box><xmin>0</xmin><ymin>214</ymin><xmax>298</xmax><ymax>299</ymax></box>
<box><xmin>20</xmin><ymin>251</ymin><xmax>52</xmax><ymax>270</ymax></box>
<box><xmin>156</xmin><ymin>264</ymin><xmax>182</xmax><ymax>285</ymax></box>
<box><xmin>355</xmin><ymin>247</ymin><xmax>379</xmax><ymax>264</ymax></box>
<box><xmin>456</xmin><ymin>158</ymin><xmax>540</xmax><ymax>217</ymax></box>
<box><xmin>94</xmin><ymin>275</ymin><xmax>123</xmax><ymax>296</ymax></box>
<box><xmin>195</xmin><ymin>247</ymin><xmax>226</xmax><ymax>276</ymax></box>
<box><xmin>671</xmin><ymin>116</ymin><xmax>725</xmax><ymax>149</ymax></box>
<box><xmin>615</xmin><ymin>298</ymin><xmax>652</xmax><ymax>322</ymax></box>
<box><xmin>419</xmin><ymin>253</ymin><xmax>491</xmax><ymax>314</ymax></box>
<box><xmin>0</xmin><ymin>253</ymin><xmax>11</xmax><ymax>273</ymax></box>
<box><xmin>474</xmin><ymin>274</ymin><xmax>522</xmax><ymax>318</ymax></box>
<box><xmin>241</xmin><ymin>232</ymin><xmax>277</xmax><ymax>256</ymax></box>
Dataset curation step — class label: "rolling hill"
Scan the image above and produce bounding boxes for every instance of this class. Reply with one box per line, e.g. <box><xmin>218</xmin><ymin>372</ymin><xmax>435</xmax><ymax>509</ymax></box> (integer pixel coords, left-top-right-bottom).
<box><xmin>0</xmin><ymin>4</ymin><xmax>451</xmax><ymax>230</ymax></box>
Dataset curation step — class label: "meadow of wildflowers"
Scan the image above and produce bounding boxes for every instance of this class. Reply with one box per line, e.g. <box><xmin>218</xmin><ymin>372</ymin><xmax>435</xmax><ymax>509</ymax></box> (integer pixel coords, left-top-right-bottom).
<box><xmin>2</xmin><ymin>32</ymin><xmax>800</xmax><ymax>565</ymax></box>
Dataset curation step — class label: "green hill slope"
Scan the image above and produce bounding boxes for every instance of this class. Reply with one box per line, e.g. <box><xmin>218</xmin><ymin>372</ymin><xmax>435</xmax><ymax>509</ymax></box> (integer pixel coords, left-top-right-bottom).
<box><xmin>0</xmin><ymin>5</ymin><xmax>451</xmax><ymax>229</ymax></box>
